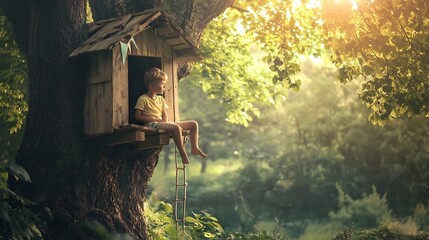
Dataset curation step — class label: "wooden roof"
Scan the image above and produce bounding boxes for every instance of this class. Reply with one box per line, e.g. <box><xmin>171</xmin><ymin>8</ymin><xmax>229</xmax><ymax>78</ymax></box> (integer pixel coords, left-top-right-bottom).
<box><xmin>69</xmin><ymin>8</ymin><xmax>201</xmax><ymax>62</ymax></box>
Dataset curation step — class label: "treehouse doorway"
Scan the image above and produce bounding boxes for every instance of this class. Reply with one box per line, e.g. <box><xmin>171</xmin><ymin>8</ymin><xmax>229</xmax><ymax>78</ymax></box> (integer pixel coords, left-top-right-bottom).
<box><xmin>128</xmin><ymin>56</ymin><xmax>162</xmax><ymax>125</ymax></box>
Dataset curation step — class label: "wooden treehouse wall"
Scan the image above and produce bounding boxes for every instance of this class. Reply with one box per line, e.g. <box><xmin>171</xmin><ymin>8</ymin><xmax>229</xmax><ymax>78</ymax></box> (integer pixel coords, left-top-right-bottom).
<box><xmin>84</xmin><ymin>51</ymin><xmax>115</xmax><ymax>135</ymax></box>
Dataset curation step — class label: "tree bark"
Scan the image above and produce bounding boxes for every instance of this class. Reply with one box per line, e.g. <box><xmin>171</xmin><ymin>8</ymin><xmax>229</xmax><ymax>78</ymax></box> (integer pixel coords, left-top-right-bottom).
<box><xmin>1</xmin><ymin>0</ymin><xmax>232</xmax><ymax>239</ymax></box>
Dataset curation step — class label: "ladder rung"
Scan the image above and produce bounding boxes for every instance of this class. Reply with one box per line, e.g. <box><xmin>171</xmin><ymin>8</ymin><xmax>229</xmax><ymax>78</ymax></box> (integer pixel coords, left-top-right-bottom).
<box><xmin>175</xmin><ymin>198</ymin><xmax>186</xmax><ymax>201</ymax></box>
<box><xmin>176</xmin><ymin>167</ymin><xmax>185</xmax><ymax>170</ymax></box>
<box><xmin>176</xmin><ymin>184</ymin><xmax>187</xmax><ymax>187</ymax></box>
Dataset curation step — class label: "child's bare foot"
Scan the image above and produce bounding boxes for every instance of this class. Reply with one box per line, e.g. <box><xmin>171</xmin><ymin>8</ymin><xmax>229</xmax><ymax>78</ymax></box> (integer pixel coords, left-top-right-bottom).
<box><xmin>180</xmin><ymin>152</ymin><xmax>190</xmax><ymax>165</ymax></box>
<box><xmin>191</xmin><ymin>148</ymin><xmax>208</xmax><ymax>158</ymax></box>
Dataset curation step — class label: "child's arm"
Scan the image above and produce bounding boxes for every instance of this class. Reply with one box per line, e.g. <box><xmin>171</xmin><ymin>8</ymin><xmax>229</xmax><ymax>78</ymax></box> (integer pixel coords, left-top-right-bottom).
<box><xmin>135</xmin><ymin>109</ymin><xmax>162</xmax><ymax>123</ymax></box>
<box><xmin>162</xmin><ymin>109</ymin><xmax>168</xmax><ymax>122</ymax></box>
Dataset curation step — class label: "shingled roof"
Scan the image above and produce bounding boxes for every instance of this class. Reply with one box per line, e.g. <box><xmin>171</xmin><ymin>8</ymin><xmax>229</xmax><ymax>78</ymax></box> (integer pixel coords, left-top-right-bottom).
<box><xmin>69</xmin><ymin>8</ymin><xmax>200</xmax><ymax>61</ymax></box>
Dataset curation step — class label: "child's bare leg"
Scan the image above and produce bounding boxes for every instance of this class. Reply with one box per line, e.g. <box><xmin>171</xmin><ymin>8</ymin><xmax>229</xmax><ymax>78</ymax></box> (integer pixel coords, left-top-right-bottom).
<box><xmin>159</xmin><ymin>123</ymin><xmax>189</xmax><ymax>164</ymax></box>
<box><xmin>177</xmin><ymin>120</ymin><xmax>208</xmax><ymax>158</ymax></box>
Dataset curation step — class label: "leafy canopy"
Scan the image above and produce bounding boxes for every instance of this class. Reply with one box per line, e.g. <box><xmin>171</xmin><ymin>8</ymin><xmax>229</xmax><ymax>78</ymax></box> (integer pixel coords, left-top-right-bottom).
<box><xmin>188</xmin><ymin>8</ymin><xmax>289</xmax><ymax>127</ymax></box>
<box><xmin>198</xmin><ymin>0</ymin><xmax>429</xmax><ymax>126</ymax></box>
<box><xmin>322</xmin><ymin>0</ymin><xmax>429</xmax><ymax>125</ymax></box>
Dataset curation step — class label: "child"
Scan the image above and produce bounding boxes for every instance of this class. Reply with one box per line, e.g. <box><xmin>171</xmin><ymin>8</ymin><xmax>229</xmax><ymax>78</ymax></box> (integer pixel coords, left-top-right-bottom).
<box><xmin>135</xmin><ymin>67</ymin><xmax>208</xmax><ymax>164</ymax></box>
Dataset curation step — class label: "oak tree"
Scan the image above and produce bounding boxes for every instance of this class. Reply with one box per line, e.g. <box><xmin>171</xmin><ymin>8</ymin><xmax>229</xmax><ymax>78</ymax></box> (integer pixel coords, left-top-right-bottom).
<box><xmin>0</xmin><ymin>0</ymin><xmax>231</xmax><ymax>238</ymax></box>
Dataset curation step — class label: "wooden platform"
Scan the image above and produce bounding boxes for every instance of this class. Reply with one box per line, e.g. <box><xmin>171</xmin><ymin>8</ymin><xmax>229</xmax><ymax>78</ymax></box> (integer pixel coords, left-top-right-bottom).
<box><xmin>105</xmin><ymin>124</ymin><xmax>170</xmax><ymax>149</ymax></box>
<box><xmin>104</xmin><ymin>124</ymin><xmax>190</xmax><ymax>150</ymax></box>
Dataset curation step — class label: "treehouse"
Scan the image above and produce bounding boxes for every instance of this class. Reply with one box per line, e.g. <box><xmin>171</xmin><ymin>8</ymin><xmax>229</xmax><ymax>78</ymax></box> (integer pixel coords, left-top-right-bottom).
<box><xmin>69</xmin><ymin>8</ymin><xmax>200</xmax><ymax>148</ymax></box>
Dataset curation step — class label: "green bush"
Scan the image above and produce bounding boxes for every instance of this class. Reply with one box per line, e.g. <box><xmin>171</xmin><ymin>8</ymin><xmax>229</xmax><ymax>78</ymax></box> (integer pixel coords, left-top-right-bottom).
<box><xmin>329</xmin><ymin>185</ymin><xmax>392</xmax><ymax>229</ymax></box>
<box><xmin>333</xmin><ymin>226</ymin><xmax>429</xmax><ymax>240</ymax></box>
<box><xmin>298</xmin><ymin>221</ymin><xmax>342</xmax><ymax>240</ymax></box>
<box><xmin>0</xmin><ymin>162</ymin><xmax>43</xmax><ymax>240</ymax></box>
<box><xmin>145</xmin><ymin>195</ymin><xmax>223</xmax><ymax>240</ymax></box>
<box><xmin>145</xmin><ymin>194</ymin><xmax>289</xmax><ymax>240</ymax></box>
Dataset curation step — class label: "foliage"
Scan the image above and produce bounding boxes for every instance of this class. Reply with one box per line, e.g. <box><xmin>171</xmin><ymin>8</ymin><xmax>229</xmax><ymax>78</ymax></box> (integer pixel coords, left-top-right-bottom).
<box><xmin>333</xmin><ymin>226</ymin><xmax>429</xmax><ymax>240</ymax></box>
<box><xmin>322</xmin><ymin>0</ymin><xmax>429</xmax><ymax>125</ymax></box>
<box><xmin>144</xmin><ymin>195</ymin><xmax>224</xmax><ymax>240</ymax></box>
<box><xmin>235</xmin><ymin>0</ymin><xmax>323</xmax><ymax>87</ymax></box>
<box><xmin>0</xmin><ymin>162</ymin><xmax>43</xmax><ymax>240</ymax></box>
<box><xmin>298</xmin><ymin>221</ymin><xmax>342</xmax><ymax>240</ymax></box>
<box><xmin>228</xmin><ymin>0</ymin><xmax>429</xmax><ymax>125</ymax></box>
<box><xmin>144</xmin><ymin>196</ymin><xmax>177</xmax><ymax>239</ymax></box>
<box><xmin>144</xmin><ymin>193</ymin><xmax>288</xmax><ymax>240</ymax></box>
<box><xmin>0</xmin><ymin>15</ymin><xmax>27</xmax><ymax>134</ymax></box>
<box><xmin>412</xmin><ymin>203</ymin><xmax>429</xmax><ymax>232</ymax></box>
<box><xmin>329</xmin><ymin>185</ymin><xmax>392</xmax><ymax>229</ymax></box>
<box><xmin>185</xmin><ymin>211</ymin><xmax>224</xmax><ymax>239</ymax></box>
<box><xmin>0</xmin><ymin>12</ymin><xmax>39</xmax><ymax>240</ymax></box>
<box><xmin>188</xmin><ymin>8</ymin><xmax>288</xmax><ymax>126</ymax></box>
<box><xmin>220</xmin><ymin>231</ymin><xmax>285</xmax><ymax>240</ymax></box>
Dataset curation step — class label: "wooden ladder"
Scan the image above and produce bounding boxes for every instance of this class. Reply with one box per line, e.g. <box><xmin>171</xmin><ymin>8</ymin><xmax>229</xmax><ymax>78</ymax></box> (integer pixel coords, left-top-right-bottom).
<box><xmin>174</xmin><ymin>134</ymin><xmax>188</xmax><ymax>231</ymax></box>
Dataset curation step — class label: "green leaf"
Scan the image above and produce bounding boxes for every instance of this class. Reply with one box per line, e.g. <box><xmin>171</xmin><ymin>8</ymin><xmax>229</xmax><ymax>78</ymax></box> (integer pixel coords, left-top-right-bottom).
<box><xmin>362</xmin><ymin>65</ymin><xmax>373</xmax><ymax>75</ymax></box>
<box><xmin>204</xmin><ymin>232</ymin><xmax>215</xmax><ymax>238</ymax></box>
<box><xmin>289</xmin><ymin>83</ymin><xmax>300</xmax><ymax>92</ymax></box>
<box><xmin>399</xmin><ymin>105</ymin><xmax>408</xmax><ymax>114</ymax></box>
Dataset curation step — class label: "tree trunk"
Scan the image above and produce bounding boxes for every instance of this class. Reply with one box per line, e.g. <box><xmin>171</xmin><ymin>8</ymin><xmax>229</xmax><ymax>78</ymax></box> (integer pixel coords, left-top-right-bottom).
<box><xmin>1</xmin><ymin>0</ymin><xmax>232</xmax><ymax>239</ymax></box>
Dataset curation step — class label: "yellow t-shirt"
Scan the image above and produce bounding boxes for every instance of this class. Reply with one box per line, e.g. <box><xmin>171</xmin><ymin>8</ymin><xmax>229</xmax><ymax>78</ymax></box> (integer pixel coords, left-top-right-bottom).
<box><xmin>135</xmin><ymin>94</ymin><xmax>169</xmax><ymax>120</ymax></box>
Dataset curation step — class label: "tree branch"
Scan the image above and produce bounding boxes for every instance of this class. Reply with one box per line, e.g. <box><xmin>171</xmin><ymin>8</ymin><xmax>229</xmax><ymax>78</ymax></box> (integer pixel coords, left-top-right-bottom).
<box><xmin>230</xmin><ymin>4</ymin><xmax>247</xmax><ymax>13</ymax></box>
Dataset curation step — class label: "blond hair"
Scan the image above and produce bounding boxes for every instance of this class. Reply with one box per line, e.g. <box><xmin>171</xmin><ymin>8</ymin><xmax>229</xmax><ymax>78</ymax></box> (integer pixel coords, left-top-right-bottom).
<box><xmin>144</xmin><ymin>67</ymin><xmax>167</xmax><ymax>89</ymax></box>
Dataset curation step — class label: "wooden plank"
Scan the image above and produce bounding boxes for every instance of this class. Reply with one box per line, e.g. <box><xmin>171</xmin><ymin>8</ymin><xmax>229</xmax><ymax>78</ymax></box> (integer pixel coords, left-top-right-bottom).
<box><xmin>133</xmin><ymin>12</ymin><xmax>161</xmax><ymax>36</ymax></box>
<box><xmin>107</xmin><ymin>12</ymin><xmax>160</xmax><ymax>46</ymax></box>
<box><xmin>88</xmin><ymin>75</ymin><xmax>111</xmax><ymax>85</ymax></box>
<box><xmin>84</xmin><ymin>81</ymin><xmax>91</xmax><ymax>134</ymax></box>
<box><xmin>84</xmin><ymin>20</ymin><xmax>123</xmax><ymax>45</ymax></box>
<box><xmin>165</xmin><ymin>36</ymin><xmax>187</xmax><ymax>47</ymax></box>
<box><xmin>111</xmin><ymin>45</ymin><xmax>129</xmax><ymax>129</ymax></box>
<box><xmin>175</xmin><ymin>49</ymin><xmax>203</xmax><ymax>63</ymax></box>
<box><xmin>124</xmin><ymin>124</ymin><xmax>167</xmax><ymax>135</ymax></box>
<box><xmin>163</xmin><ymin>42</ymin><xmax>175</xmax><ymax>122</ymax></box>
<box><xmin>84</xmin><ymin>52</ymin><xmax>113</xmax><ymax>139</ymax></box>
<box><xmin>86</xmin><ymin>14</ymin><xmax>132</xmax><ymax>44</ymax></box>
<box><xmin>133</xmin><ymin>134</ymin><xmax>170</xmax><ymax>150</ymax></box>
<box><xmin>98</xmin><ymin>82</ymin><xmax>113</xmax><ymax>134</ymax></box>
<box><xmin>155</xmin><ymin>25</ymin><xmax>175</xmax><ymax>37</ymax></box>
<box><xmin>88</xmin><ymin>22</ymin><xmax>106</xmax><ymax>35</ymax></box>
<box><xmin>146</xmin><ymin>29</ymin><xmax>158</xmax><ymax>57</ymax></box>
<box><xmin>121</xmin><ymin>14</ymin><xmax>150</xmax><ymax>33</ymax></box>
<box><xmin>155</xmin><ymin>34</ymin><xmax>164</xmax><ymax>57</ymax></box>
<box><xmin>86</xmin><ymin>52</ymin><xmax>113</xmax><ymax>135</ymax></box>
<box><xmin>105</xmin><ymin>129</ymin><xmax>146</xmax><ymax>146</ymax></box>
<box><xmin>87</xmin><ymin>54</ymin><xmax>97</xmax><ymax>78</ymax></box>
<box><xmin>172</xmin><ymin>53</ymin><xmax>180</xmax><ymax>121</ymax></box>
<box><xmin>170</xmin><ymin>44</ymin><xmax>190</xmax><ymax>51</ymax></box>
<box><xmin>139</xmin><ymin>30</ymin><xmax>148</xmax><ymax>56</ymax></box>
<box><xmin>87</xmin><ymin>51</ymin><xmax>111</xmax><ymax>78</ymax></box>
<box><xmin>87</xmin><ymin>83</ymin><xmax>98</xmax><ymax>135</ymax></box>
<box><xmin>70</xmin><ymin>14</ymin><xmax>135</xmax><ymax>56</ymax></box>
